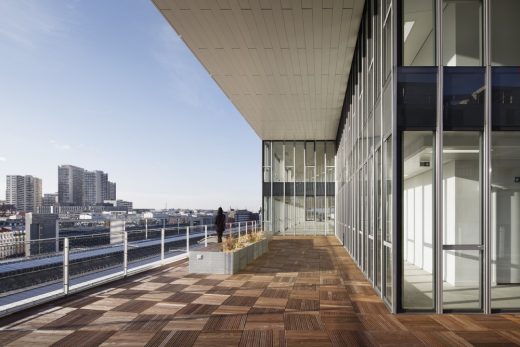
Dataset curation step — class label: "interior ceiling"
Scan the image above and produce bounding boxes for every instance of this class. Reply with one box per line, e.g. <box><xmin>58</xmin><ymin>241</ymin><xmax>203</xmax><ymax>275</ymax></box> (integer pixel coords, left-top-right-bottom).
<box><xmin>152</xmin><ymin>0</ymin><xmax>365</xmax><ymax>140</ymax></box>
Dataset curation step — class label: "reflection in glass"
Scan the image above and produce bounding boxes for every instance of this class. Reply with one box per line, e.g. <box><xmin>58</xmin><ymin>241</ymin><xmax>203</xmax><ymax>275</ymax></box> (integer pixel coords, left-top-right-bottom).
<box><xmin>442</xmin><ymin>132</ymin><xmax>482</xmax><ymax>310</ymax></box>
<box><xmin>273</xmin><ymin>142</ymin><xmax>284</xmax><ymax>182</ymax></box>
<box><xmin>385</xmin><ymin>137</ymin><xmax>393</xmax><ymax>242</ymax></box>
<box><xmin>402</xmin><ymin>0</ymin><xmax>435</xmax><ymax>66</ymax></box>
<box><xmin>402</xmin><ymin>132</ymin><xmax>434</xmax><ymax>310</ymax></box>
<box><xmin>443</xmin><ymin>68</ymin><xmax>485</xmax><ymax>129</ymax></box>
<box><xmin>397</xmin><ymin>67</ymin><xmax>437</xmax><ymax>128</ymax></box>
<box><xmin>442</xmin><ymin>0</ymin><xmax>482</xmax><ymax>66</ymax></box>
<box><xmin>295</xmin><ymin>142</ymin><xmax>305</xmax><ymax>181</ymax></box>
<box><xmin>375</xmin><ymin>148</ymin><xmax>382</xmax><ymax>290</ymax></box>
<box><xmin>442</xmin><ymin>132</ymin><xmax>481</xmax><ymax>245</ymax></box>
<box><xmin>492</xmin><ymin>68</ymin><xmax>520</xmax><ymax>129</ymax></box>
<box><xmin>491</xmin><ymin>0</ymin><xmax>520</xmax><ymax>66</ymax></box>
<box><xmin>443</xmin><ymin>250</ymin><xmax>481</xmax><ymax>310</ymax></box>
<box><xmin>491</xmin><ymin>132</ymin><xmax>520</xmax><ymax>309</ymax></box>
<box><xmin>385</xmin><ymin>246</ymin><xmax>393</xmax><ymax>302</ymax></box>
<box><xmin>262</xmin><ymin>141</ymin><xmax>335</xmax><ymax>236</ymax></box>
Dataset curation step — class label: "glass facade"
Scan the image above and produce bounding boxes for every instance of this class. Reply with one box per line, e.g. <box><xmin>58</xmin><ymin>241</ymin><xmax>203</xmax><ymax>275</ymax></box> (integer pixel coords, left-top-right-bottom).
<box><xmin>262</xmin><ymin>141</ymin><xmax>335</xmax><ymax>236</ymax></box>
<box><xmin>334</xmin><ymin>0</ymin><xmax>520</xmax><ymax>314</ymax></box>
<box><xmin>336</xmin><ymin>0</ymin><xmax>395</xmax><ymax>307</ymax></box>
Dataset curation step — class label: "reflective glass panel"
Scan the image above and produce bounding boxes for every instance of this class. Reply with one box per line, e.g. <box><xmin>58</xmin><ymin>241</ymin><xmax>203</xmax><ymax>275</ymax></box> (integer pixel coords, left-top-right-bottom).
<box><xmin>397</xmin><ymin>67</ymin><xmax>437</xmax><ymax>129</ymax></box>
<box><xmin>443</xmin><ymin>67</ymin><xmax>485</xmax><ymax>130</ymax></box>
<box><xmin>492</xmin><ymin>67</ymin><xmax>520</xmax><ymax>129</ymax></box>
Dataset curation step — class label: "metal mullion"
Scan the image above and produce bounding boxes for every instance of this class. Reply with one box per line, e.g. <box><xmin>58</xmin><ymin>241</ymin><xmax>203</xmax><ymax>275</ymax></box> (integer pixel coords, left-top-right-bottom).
<box><xmin>294</xmin><ymin>144</ymin><xmax>296</xmax><ymax>236</ymax></box>
<box><xmin>304</xmin><ymin>142</ymin><xmax>306</xmax><ymax>235</ymax></box>
<box><xmin>435</xmin><ymin>0</ymin><xmax>444</xmax><ymax>315</ymax></box>
<box><xmin>391</xmin><ymin>0</ymin><xmax>398</xmax><ymax>313</ymax></box>
<box><xmin>283</xmin><ymin>142</ymin><xmax>286</xmax><ymax>236</ymax></box>
<box><xmin>483</xmin><ymin>0</ymin><xmax>491</xmax><ymax>314</ymax></box>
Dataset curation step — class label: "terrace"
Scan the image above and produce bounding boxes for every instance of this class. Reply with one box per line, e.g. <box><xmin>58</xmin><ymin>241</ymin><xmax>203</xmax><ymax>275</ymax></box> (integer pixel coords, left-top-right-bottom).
<box><xmin>1</xmin><ymin>236</ymin><xmax>520</xmax><ymax>346</ymax></box>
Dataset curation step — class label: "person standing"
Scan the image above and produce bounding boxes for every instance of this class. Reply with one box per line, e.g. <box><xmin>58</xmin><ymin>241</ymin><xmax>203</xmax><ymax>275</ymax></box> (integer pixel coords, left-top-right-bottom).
<box><xmin>215</xmin><ymin>207</ymin><xmax>226</xmax><ymax>243</ymax></box>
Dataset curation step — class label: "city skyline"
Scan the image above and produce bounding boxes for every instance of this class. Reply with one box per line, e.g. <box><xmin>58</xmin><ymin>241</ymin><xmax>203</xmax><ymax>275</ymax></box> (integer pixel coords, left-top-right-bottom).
<box><xmin>0</xmin><ymin>0</ymin><xmax>260</xmax><ymax>211</ymax></box>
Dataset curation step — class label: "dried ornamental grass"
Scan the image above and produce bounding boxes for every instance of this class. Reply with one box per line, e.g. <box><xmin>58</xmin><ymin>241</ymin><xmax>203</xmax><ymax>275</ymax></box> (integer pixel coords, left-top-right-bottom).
<box><xmin>222</xmin><ymin>231</ymin><xmax>265</xmax><ymax>253</ymax></box>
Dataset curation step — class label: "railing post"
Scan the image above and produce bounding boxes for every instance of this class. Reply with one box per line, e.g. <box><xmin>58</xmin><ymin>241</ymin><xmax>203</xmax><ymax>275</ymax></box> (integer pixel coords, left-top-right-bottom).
<box><xmin>161</xmin><ymin>228</ymin><xmax>165</xmax><ymax>262</ymax></box>
<box><xmin>186</xmin><ymin>227</ymin><xmax>190</xmax><ymax>254</ymax></box>
<box><xmin>204</xmin><ymin>225</ymin><xmax>208</xmax><ymax>247</ymax></box>
<box><xmin>238</xmin><ymin>222</ymin><xmax>241</xmax><ymax>238</ymax></box>
<box><xmin>145</xmin><ymin>219</ymin><xmax>148</xmax><ymax>240</ymax></box>
<box><xmin>123</xmin><ymin>231</ymin><xmax>128</xmax><ymax>276</ymax></box>
<box><xmin>63</xmin><ymin>237</ymin><xmax>69</xmax><ymax>295</ymax></box>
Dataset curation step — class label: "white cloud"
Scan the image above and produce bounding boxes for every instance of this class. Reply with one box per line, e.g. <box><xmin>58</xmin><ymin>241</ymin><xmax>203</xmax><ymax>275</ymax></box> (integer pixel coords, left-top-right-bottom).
<box><xmin>0</xmin><ymin>0</ymin><xmax>72</xmax><ymax>49</ymax></box>
<box><xmin>50</xmin><ymin>140</ymin><xmax>72</xmax><ymax>151</ymax></box>
<box><xmin>0</xmin><ymin>156</ymin><xmax>6</xmax><ymax>162</ymax></box>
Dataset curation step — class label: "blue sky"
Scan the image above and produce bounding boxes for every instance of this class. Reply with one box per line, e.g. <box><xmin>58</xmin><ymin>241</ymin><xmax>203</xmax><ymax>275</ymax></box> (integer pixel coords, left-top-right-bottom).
<box><xmin>0</xmin><ymin>0</ymin><xmax>260</xmax><ymax>210</ymax></box>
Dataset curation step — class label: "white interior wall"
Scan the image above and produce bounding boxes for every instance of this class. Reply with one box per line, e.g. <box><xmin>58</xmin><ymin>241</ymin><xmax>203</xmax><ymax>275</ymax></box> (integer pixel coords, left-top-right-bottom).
<box><xmin>403</xmin><ymin>169</ymin><xmax>434</xmax><ymax>273</ymax></box>
<box><xmin>443</xmin><ymin>2</ymin><xmax>481</xmax><ymax>66</ymax></box>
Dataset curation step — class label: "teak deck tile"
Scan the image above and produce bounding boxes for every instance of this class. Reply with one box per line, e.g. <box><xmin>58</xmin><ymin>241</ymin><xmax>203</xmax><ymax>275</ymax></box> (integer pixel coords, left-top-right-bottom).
<box><xmin>145</xmin><ymin>330</ymin><xmax>199</xmax><ymax>347</ymax></box>
<box><xmin>50</xmin><ymin>330</ymin><xmax>114</xmax><ymax>347</ymax></box>
<box><xmin>99</xmin><ymin>331</ymin><xmax>155</xmax><ymax>347</ymax></box>
<box><xmin>192</xmin><ymin>331</ymin><xmax>242</xmax><ymax>347</ymax></box>
<box><xmin>41</xmin><ymin>309</ymin><xmax>104</xmax><ymax>330</ymax></box>
<box><xmin>113</xmin><ymin>300</ymin><xmax>156</xmax><ymax>314</ymax></box>
<box><xmin>3</xmin><ymin>236</ymin><xmax>520</xmax><ymax>347</ymax></box>
<box><xmin>4</xmin><ymin>330</ymin><xmax>73</xmax><ymax>347</ymax></box>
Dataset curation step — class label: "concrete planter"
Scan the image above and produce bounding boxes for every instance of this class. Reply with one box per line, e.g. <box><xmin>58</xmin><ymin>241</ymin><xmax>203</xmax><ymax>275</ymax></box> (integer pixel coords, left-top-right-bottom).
<box><xmin>189</xmin><ymin>238</ymin><xmax>268</xmax><ymax>275</ymax></box>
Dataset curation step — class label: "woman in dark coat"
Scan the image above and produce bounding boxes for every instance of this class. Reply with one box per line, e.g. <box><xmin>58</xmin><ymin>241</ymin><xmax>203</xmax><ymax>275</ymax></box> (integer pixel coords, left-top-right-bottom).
<box><xmin>215</xmin><ymin>207</ymin><xmax>226</xmax><ymax>243</ymax></box>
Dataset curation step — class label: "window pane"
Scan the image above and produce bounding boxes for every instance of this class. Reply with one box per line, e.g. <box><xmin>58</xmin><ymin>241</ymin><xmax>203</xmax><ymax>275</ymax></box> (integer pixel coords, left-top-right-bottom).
<box><xmin>397</xmin><ymin>67</ymin><xmax>437</xmax><ymax>128</ymax></box>
<box><xmin>385</xmin><ymin>136</ymin><xmax>393</xmax><ymax>242</ymax></box>
<box><xmin>295</xmin><ymin>142</ymin><xmax>305</xmax><ymax>181</ymax></box>
<box><xmin>402</xmin><ymin>0</ymin><xmax>435</xmax><ymax>66</ymax></box>
<box><xmin>306</xmin><ymin>142</ymin><xmax>315</xmax><ymax>166</ymax></box>
<box><xmin>285</xmin><ymin>142</ymin><xmax>294</xmax><ymax>166</ymax></box>
<box><xmin>491</xmin><ymin>0</ymin><xmax>520</xmax><ymax>66</ymax></box>
<box><xmin>385</xmin><ymin>246</ymin><xmax>393</xmax><ymax>302</ymax></box>
<box><xmin>443</xmin><ymin>67</ymin><xmax>485</xmax><ymax>130</ymax></box>
<box><xmin>443</xmin><ymin>132</ymin><xmax>481</xmax><ymax>245</ymax></box>
<box><xmin>492</xmin><ymin>67</ymin><xmax>520</xmax><ymax>129</ymax></box>
<box><xmin>326</xmin><ymin>142</ymin><xmax>335</xmax><ymax>167</ymax></box>
<box><xmin>383</xmin><ymin>11</ymin><xmax>392</xmax><ymax>81</ymax></box>
<box><xmin>273</xmin><ymin>142</ymin><xmax>284</xmax><ymax>182</ymax></box>
<box><xmin>442</xmin><ymin>0</ymin><xmax>482</xmax><ymax>66</ymax></box>
<box><xmin>306</xmin><ymin>196</ymin><xmax>315</xmax><ymax>221</ymax></box>
<box><xmin>316</xmin><ymin>142</ymin><xmax>325</xmax><ymax>182</ymax></box>
<box><xmin>491</xmin><ymin>132</ymin><xmax>520</xmax><ymax>309</ymax></box>
<box><xmin>402</xmin><ymin>132</ymin><xmax>434</xmax><ymax>310</ymax></box>
<box><xmin>443</xmin><ymin>250</ymin><xmax>482</xmax><ymax>309</ymax></box>
<box><xmin>375</xmin><ymin>148</ymin><xmax>383</xmax><ymax>289</ymax></box>
<box><xmin>264</xmin><ymin>142</ymin><xmax>272</xmax><ymax>166</ymax></box>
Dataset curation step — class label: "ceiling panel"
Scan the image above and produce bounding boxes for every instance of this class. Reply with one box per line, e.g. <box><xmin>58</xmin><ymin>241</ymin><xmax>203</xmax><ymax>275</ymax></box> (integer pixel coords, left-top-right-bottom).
<box><xmin>153</xmin><ymin>0</ymin><xmax>364</xmax><ymax>140</ymax></box>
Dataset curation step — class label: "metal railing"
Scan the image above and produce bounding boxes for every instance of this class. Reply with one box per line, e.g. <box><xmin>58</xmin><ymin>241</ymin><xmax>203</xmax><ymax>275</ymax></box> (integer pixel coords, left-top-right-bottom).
<box><xmin>0</xmin><ymin>220</ymin><xmax>261</xmax><ymax>317</ymax></box>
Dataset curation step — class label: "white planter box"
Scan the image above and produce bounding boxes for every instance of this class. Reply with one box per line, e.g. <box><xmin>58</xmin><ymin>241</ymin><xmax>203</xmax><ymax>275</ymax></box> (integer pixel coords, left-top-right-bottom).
<box><xmin>189</xmin><ymin>238</ymin><xmax>268</xmax><ymax>275</ymax></box>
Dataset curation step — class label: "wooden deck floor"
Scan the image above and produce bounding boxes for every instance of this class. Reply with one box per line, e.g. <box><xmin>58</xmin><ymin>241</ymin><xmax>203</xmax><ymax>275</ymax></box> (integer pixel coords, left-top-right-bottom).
<box><xmin>1</xmin><ymin>236</ymin><xmax>520</xmax><ymax>346</ymax></box>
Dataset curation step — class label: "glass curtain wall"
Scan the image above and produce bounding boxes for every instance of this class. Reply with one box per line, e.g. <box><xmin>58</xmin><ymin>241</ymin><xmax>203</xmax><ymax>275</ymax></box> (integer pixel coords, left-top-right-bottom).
<box><xmin>335</xmin><ymin>0</ymin><xmax>395</xmax><ymax>309</ymax></box>
<box><xmin>396</xmin><ymin>0</ymin><xmax>520</xmax><ymax>313</ymax></box>
<box><xmin>263</xmin><ymin>141</ymin><xmax>335</xmax><ymax>236</ymax></box>
<box><xmin>334</xmin><ymin>0</ymin><xmax>520</xmax><ymax>314</ymax></box>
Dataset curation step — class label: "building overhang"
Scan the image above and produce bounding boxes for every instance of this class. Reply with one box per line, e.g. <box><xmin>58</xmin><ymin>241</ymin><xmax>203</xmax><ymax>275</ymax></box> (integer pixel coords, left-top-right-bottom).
<box><xmin>153</xmin><ymin>0</ymin><xmax>364</xmax><ymax>140</ymax></box>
